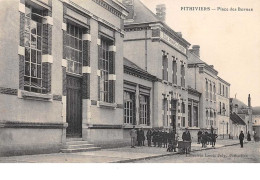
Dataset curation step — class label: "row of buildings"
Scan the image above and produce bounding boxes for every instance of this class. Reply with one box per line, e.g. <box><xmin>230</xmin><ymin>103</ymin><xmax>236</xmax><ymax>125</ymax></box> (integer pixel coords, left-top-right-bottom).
<box><xmin>0</xmin><ymin>0</ymin><xmax>255</xmax><ymax>156</ymax></box>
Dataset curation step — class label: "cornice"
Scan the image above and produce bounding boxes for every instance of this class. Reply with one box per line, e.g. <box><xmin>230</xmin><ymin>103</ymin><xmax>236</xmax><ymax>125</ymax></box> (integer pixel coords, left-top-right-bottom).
<box><xmin>124</xmin><ymin>65</ymin><xmax>157</xmax><ymax>82</ymax></box>
<box><xmin>218</xmin><ymin>76</ymin><xmax>231</xmax><ymax>86</ymax></box>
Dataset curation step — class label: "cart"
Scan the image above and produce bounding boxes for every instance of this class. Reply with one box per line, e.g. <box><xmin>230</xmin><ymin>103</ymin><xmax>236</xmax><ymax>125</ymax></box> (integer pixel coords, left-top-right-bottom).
<box><xmin>178</xmin><ymin>141</ymin><xmax>191</xmax><ymax>155</ymax></box>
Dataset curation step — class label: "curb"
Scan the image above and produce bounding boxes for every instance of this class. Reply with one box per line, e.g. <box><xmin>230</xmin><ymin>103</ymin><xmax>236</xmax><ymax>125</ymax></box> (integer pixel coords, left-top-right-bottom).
<box><xmin>112</xmin><ymin>142</ymin><xmax>245</xmax><ymax>163</ymax></box>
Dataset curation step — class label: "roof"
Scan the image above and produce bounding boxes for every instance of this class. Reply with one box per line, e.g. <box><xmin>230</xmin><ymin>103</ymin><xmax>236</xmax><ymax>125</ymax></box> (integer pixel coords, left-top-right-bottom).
<box><xmin>252</xmin><ymin>106</ymin><xmax>260</xmax><ymax>115</ymax></box>
<box><xmin>124</xmin><ymin>0</ymin><xmax>190</xmax><ymax>47</ymax></box>
<box><xmin>187</xmin><ymin>50</ymin><xmax>204</xmax><ymax>64</ymax></box>
<box><xmin>123</xmin><ymin>57</ymin><xmax>156</xmax><ymax>81</ymax></box>
<box><xmin>230</xmin><ymin>98</ymin><xmax>249</xmax><ymax>114</ymax></box>
<box><xmin>230</xmin><ymin>112</ymin><xmax>246</xmax><ymax>125</ymax></box>
<box><xmin>125</xmin><ymin>0</ymin><xmax>159</xmax><ymax>24</ymax></box>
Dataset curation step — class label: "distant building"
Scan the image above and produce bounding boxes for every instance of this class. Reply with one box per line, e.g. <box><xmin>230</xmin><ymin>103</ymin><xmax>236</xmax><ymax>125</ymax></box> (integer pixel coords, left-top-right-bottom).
<box><xmin>216</xmin><ymin>77</ymin><xmax>231</xmax><ymax>138</ymax></box>
<box><xmin>230</xmin><ymin>95</ymin><xmax>253</xmax><ymax>139</ymax></box>
<box><xmin>252</xmin><ymin>106</ymin><xmax>260</xmax><ymax>141</ymax></box>
<box><xmin>187</xmin><ymin>47</ymin><xmax>219</xmax><ymax>131</ymax></box>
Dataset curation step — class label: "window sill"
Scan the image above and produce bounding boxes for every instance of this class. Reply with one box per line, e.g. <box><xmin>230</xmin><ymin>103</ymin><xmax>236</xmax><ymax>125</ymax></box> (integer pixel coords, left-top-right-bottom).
<box><xmin>18</xmin><ymin>90</ymin><xmax>53</xmax><ymax>102</ymax></box>
<box><xmin>98</xmin><ymin>101</ymin><xmax>117</xmax><ymax>109</ymax></box>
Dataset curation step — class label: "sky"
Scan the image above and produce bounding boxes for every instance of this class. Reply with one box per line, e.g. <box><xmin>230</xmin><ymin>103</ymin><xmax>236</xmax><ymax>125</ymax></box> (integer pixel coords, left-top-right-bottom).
<box><xmin>140</xmin><ymin>0</ymin><xmax>260</xmax><ymax>107</ymax></box>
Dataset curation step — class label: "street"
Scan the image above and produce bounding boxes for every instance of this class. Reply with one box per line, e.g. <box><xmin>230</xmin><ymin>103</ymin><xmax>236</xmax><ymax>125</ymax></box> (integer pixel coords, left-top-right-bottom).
<box><xmin>134</xmin><ymin>142</ymin><xmax>260</xmax><ymax>163</ymax></box>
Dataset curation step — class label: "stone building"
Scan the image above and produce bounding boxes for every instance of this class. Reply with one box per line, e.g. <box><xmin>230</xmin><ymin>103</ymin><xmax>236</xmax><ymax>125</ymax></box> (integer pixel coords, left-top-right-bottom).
<box><xmin>0</xmin><ymin>0</ymin><xmax>128</xmax><ymax>156</ymax></box>
<box><xmin>252</xmin><ymin>106</ymin><xmax>260</xmax><ymax>141</ymax></box>
<box><xmin>122</xmin><ymin>0</ymin><xmax>191</xmax><ymax>138</ymax></box>
<box><xmin>216</xmin><ymin>77</ymin><xmax>230</xmax><ymax>138</ymax></box>
<box><xmin>230</xmin><ymin>96</ymin><xmax>253</xmax><ymax>138</ymax></box>
<box><xmin>187</xmin><ymin>46</ymin><xmax>218</xmax><ymax>132</ymax></box>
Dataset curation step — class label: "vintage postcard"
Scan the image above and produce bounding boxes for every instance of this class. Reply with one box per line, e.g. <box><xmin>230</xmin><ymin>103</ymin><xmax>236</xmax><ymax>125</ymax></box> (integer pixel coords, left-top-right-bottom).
<box><xmin>0</xmin><ymin>0</ymin><xmax>259</xmax><ymax>166</ymax></box>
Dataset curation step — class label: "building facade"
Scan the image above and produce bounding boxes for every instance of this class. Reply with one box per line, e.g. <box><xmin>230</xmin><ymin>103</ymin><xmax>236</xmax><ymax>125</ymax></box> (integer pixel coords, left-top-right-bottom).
<box><xmin>187</xmin><ymin>46</ymin><xmax>218</xmax><ymax>131</ymax></box>
<box><xmin>0</xmin><ymin>0</ymin><xmax>128</xmax><ymax>156</ymax></box>
<box><xmin>122</xmin><ymin>0</ymin><xmax>191</xmax><ymax>138</ymax></box>
<box><xmin>230</xmin><ymin>96</ymin><xmax>253</xmax><ymax>138</ymax></box>
<box><xmin>216</xmin><ymin>77</ymin><xmax>230</xmax><ymax>138</ymax></box>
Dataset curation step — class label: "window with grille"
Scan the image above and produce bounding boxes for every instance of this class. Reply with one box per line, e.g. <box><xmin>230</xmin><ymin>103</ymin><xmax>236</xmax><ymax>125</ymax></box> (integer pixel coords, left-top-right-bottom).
<box><xmin>172</xmin><ymin>58</ymin><xmax>177</xmax><ymax>84</ymax></box>
<box><xmin>162</xmin><ymin>98</ymin><xmax>168</xmax><ymax>126</ymax></box>
<box><xmin>210</xmin><ymin>83</ymin><xmax>212</xmax><ymax>100</ymax></box>
<box><xmin>213</xmin><ymin>84</ymin><xmax>216</xmax><ymax>101</ymax></box>
<box><xmin>188</xmin><ymin>105</ymin><xmax>192</xmax><ymax>127</ymax></box>
<box><xmin>65</xmin><ymin>23</ymin><xmax>83</xmax><ymax>75</ymax></box>
<box><xmin>206</xmin><ymin>80</ymin><xmax>208</xmax><ymax>98</ymax></box>
<box><xmin>193</xmin><ymin>106</ymin><xmax>198</xmax><ymax>127</ymax></box>
<box><xmin>181</xmin><ymin>64</ymin><xmax>185</xmax><ymax>87</ymax></box>
<box><xmin>99</xmin><ymin>38</ymin><xmax>113</xmax><ymax>102</ymax></box>
<box><xmin>226</xmin><ymin>87</ymin><xmax>228</xmax><ymax>98</ymax></box>
<box><xmin>182</xmin><ymin>102</ymin><xmax>185</xmax><ymax>113</ymax></box>
<box><xmin>24</xmin><ymin>5</ymin><xmax>43</xmax><ymax>93</ymax></box>
<box><xmin>140</xmin><ymin>95</ymin><xmax>149</xmax><ymax>125</ymax></box>
<box><xmin>162</xmin><ymin>54</ymin><xmax>168</xmax><ymax>81</ymax></box>
<box><xmin>124</xmin><ymin>91</ymin><xmax>135</xmax><ymax>124</ymax></box>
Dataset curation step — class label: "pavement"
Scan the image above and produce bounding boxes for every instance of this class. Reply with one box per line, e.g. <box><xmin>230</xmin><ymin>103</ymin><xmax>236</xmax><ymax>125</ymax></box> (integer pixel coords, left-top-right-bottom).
<box><xmin>0</xmin><ymin>139</ymin><xmax>246</xmax><ymax>163</ymax></box>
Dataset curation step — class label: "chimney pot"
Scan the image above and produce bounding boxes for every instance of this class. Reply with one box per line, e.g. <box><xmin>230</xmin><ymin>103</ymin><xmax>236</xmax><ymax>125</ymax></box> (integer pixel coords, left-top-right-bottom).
<box><xmin>177</xmin><ymin>32</ymin><xmax>182</xmax><ymax>37</ymax></box>
<box><xmin>190</xmin><ymin>45</ymin><xmax>200</xmax><ymax>57</ymax></box>
<box><xmin>156</xmin><ymin>4</ymin><xmax>166</xmax><ymax>22</ymax></box>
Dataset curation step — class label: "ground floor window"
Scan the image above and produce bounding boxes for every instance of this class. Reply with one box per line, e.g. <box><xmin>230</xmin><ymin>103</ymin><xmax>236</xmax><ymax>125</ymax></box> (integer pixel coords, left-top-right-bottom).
<box><xmin>139</xmin><ymin>95</ymin><xmax>149</xmax><ymax>125</ymax></box>
<box><xmin>124</xmin><ymin>91</ymin><xmax>135</xmax><ymax>124</ymax></box>
<box><xmin>193</xmin><ymin>106</ymin><xmax>198</xmax><ymax>127</ymax></box>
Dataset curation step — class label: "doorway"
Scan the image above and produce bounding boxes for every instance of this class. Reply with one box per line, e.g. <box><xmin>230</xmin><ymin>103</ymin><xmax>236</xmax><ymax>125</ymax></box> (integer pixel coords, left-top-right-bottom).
<box><xmin>66</xmin><ymin>75</ymin><xmax>82</xmax><ymax>138</ymax></box>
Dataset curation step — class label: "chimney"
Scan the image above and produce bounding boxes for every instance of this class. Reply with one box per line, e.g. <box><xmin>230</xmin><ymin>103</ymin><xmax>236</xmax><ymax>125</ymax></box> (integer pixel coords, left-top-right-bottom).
<box><xmin>190</xmin><ymin>45</ymin><xmax>200</xmax><ymax>57</ymax></box>
<box><xmin>156</xmin><ymin>4</ymin><xmax>166</xmax><ymax>22</ymax></box>
<box><xmin>122</xmin><ymin>0</ymin><xmax>135</xmax><ymax>20</ymax></box>
<box><xmin>248</xmin><ymin>94</ymin><xmax>251</xmax><ymax>108</ymax></box>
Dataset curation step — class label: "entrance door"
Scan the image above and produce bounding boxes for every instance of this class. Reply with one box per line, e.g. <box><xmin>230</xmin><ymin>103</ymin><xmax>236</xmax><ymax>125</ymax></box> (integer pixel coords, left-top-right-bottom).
<box><xmin>66</xmin><ymin>75</ymin><xmax>82</xmax><ymax>138</ymax></box>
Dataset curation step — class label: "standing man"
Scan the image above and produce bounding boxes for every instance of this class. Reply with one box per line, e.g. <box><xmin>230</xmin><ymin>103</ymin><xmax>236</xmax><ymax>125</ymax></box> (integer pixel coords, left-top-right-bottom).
<box><xmin>146</xmin><ymin>129</ymin><xmax>152</xmax><ymax>147</ymax></box>
<box><xmin>239</xmin><ymin>131</ymin><xmax>245</xmax><ymax>148</ymax></box>
<box><xmin>197</xmin><ymin>129</ymin><xmax>202</xmax><ymax>144</ymax></box>
<box><xmin>140</xmin><ymin>128</ymin><xmax>145</xmax><ymax>146</ymax></box>
<box><xmin>211</xmin><ymin>131</ymin><xmax>218</xmax><ymax>147</ymax></box>
<box><xmin>247</xmin><ymin>131</ymin><xmax>251</xmax><ymax>141</ymax></box>
<box><xmin>182</xmin><ymin>128</ymin><xmax>191</xmax><ymax>141</ymax></box>
<box><xmin>130</xmin><ymin>126</ymin><xmax>137</xmax><ymax>148</ymax></box>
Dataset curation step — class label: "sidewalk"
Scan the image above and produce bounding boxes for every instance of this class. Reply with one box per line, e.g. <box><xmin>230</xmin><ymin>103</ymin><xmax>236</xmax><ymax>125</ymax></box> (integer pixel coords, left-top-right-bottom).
<box><xmin>0</xmin><ymin>139</ymin><xmax>245</xmax><ymax>163</ymax></box>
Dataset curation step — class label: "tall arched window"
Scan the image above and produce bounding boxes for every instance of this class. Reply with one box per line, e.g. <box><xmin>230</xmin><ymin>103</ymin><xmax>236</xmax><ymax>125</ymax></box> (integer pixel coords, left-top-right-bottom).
<box><xmin>206</xmin><ymin>80</ymin><xmax>208</xmax><ymax>98</ymax></box>
<box><xmin>213</xmin><ymin>84</ymin><xmax>216</xmax><ymax>101</ymax></box>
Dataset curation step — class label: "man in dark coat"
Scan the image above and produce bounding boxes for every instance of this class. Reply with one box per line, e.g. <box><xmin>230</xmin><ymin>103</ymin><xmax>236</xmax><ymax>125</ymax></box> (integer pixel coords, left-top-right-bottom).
<box><xmin>201</xmin><ymin>131</ymin><xmax>207</xmax><ymax>148</ymax></box>
<box><xmin>146</xmin><ymin>129</ymin><xmax>152</xmax><ymax>147</ymax></box>
<box><xmin>239</xmin><ymin>131</ymin><xmax>244</xmax><ymax>148</ymax></box>
<box><xmin>211</xmin><ymin>131</ymin><xmax>218</xmax><ymax>147</ymax></box>
<box><xmin>182</xmin><ymin>128</ymin><xmax>191</xmax><ymax>141</ymax></box>
<box><xmin>247</xmin><ymin>131</ymin><xmax>251</xmax><ymax>141</ymax></box>
<box><xmin>163</xmin><ymin>130</ymin><xmax>168</xmax><ymax>148</ymax></box>
<box><xmin>139</xmin><ymin>128</ymin><xmax>145</xmax><ymax>146</ymax></box>
<box><xmin>152</xmin><ymin>129</ymin><xmax>158</xmax><ymax>147</ymax></box>
<box><xmin>137</xmin><ymin>129</ymin><xmax>142</xmax><ymax>146</ymax></box>
<box><xmin>205</xmin><ymin>131</ymin><xmax>209</xmax><ymax>145</ymax></box>
<box><xmin>197</xmin><ymin>130</ymin><xmax>202</xmax><ymax>144</ymax></box>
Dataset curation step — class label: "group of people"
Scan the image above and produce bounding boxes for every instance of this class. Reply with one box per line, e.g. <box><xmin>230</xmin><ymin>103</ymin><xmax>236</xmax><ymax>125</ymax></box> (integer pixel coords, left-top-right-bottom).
<box><xmin>197</xmin><ymin>129</ymin><xmax>218</xmax><ymax>148</ymax></box>
<box><xmin>129</xmin><ymin>126</ymin><xmax>178</xmax><ymax>151</ymax></box>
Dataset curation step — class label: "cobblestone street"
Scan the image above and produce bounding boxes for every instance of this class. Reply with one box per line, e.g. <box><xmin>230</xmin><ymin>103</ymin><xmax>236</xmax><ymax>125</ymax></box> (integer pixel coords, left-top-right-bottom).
<box><xmin>135</xmin><ymin>142</ymin><xmax>260</xmax><ymax>163</ymax></box>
